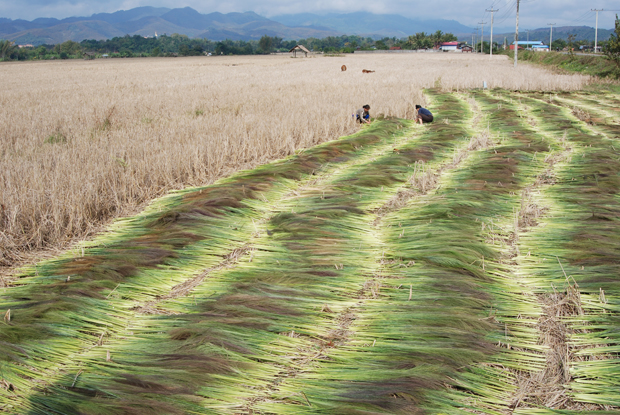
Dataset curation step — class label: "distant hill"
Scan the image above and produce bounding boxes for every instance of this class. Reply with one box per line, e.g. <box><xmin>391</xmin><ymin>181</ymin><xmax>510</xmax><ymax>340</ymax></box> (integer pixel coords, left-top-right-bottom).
<box><xmin>271</xmin><ymin>12</ymin><xmax>474</xmax><ymax>38</ymax></box>
<box><xmin>0</xmin><ymin>7</ymin><xmax>339</xmax><ymax>45</ymax></box>
<box><xmin>8</xmin><ymin>21</ymin><xmax>126</xmax><ymax>45</ymax></box>
<box><xmin>1</xmin><ymin>7</ymin><xmax>609</xmax><ymax>46</ymax></box>
<box><xmin>114</xmin><ymin>17</ymin><xmax>201</xmax><ymax>38</ymax></box>
<box><xmin>89</xmin><ymin>6</ymin><xmax>171</xmax><ymax>24</ymax></box>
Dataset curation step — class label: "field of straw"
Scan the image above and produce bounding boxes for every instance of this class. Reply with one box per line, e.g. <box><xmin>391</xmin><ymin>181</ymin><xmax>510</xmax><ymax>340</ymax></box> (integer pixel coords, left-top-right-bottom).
<box><xmin>0</xmin><ymin>53</ymin><xmax>592</xmax><ymax>268</ymax></box>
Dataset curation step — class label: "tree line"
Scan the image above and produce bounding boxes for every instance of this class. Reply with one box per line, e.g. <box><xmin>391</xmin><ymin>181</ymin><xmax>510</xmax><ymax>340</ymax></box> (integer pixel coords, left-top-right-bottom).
<box><xmin>0</xmin><ymin>31</ymin><xmax>459</xmax><ymax>61</ymax></box>
<box><xmin>2</xmin><ymin>18</ymin><xmax>618</xmax><ymax>65</ymax></box>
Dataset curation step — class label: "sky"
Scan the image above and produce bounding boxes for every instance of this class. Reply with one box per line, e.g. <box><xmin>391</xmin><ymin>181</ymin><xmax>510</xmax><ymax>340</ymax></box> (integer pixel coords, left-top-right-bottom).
<box><xmin>1</xmin><ymin>0</ymin><xmax>618</xmax><ymax>30</ymax></box>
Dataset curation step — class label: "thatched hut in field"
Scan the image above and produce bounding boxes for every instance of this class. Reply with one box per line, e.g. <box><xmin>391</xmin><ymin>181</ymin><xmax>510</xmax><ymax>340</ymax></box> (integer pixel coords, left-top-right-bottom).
<box><xmin>289</xmin><ymin>45</ymin><xmax>310</xmax><ymax>58</ymax></box>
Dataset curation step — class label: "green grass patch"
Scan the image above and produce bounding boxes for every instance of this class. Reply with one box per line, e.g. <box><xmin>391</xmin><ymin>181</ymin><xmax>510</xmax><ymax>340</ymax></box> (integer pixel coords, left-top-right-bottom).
<box><xmin>509</xmin><ymin>50</ymin><xmax>619</xmax><ymax>79</ymax></box>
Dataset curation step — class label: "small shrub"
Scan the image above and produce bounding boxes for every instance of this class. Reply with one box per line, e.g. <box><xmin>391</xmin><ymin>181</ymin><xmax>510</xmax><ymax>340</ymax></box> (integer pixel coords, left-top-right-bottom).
<box><xmin>115</xmin><ymin>157</ymin><xmax>128</xmax><ymax>168</ymax></box>
<box><xmin>45</xmin><ymin>131</ymin><xmax>67</xmax><ymax>144</ymax></box>
<box><xmin>94</xmin><ymin>106</ymin><xmax>115</xmax><ymax>133</ymax></box>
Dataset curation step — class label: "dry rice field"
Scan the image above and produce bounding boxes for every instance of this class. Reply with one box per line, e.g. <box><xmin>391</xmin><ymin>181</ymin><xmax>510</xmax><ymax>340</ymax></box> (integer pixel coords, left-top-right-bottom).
<box><xmin>0</xmin><ymin>53</ymin><xmax>592</xmax><ymax>269</ymax></box>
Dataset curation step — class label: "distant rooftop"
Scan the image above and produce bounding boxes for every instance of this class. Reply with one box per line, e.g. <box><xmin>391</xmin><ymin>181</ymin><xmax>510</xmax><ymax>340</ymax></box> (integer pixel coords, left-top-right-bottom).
<box><xmin>513</xmin><ymin>41</ymin><xmax>544</xmax><ymax>45</ymax></box>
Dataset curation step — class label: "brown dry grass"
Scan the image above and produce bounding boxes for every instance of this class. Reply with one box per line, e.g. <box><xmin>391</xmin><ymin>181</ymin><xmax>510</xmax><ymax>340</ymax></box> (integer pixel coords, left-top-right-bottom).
<box><xmin>0</xmin><ymin>53</ymin><xmax>592</xmax><ymax>270</ymax></box>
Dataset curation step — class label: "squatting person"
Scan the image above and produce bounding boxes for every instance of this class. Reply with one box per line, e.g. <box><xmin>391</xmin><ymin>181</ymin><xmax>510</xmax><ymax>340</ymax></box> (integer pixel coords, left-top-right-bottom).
<box><xmin>415</xmin><ymin>104</ymin><xmax>433</xmax><ymax>124</ymax></box>
<box><xmin>355</xmin><ymin>105</ymin><xmax>371</xmax><ymax>124</ymax></box>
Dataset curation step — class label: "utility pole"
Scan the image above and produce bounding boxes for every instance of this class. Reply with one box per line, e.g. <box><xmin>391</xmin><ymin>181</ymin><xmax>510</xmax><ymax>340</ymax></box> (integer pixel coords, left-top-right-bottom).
<box><xmin>527</xmin><ymin>30</ymin><xmax>529</xmax><ymax>49</ymax></box>
<box><xmin>474</xmin><ymin>27</ymin><xmax>480</xmax><ymax>52</ymax></box>
<box><xmin>487</xmin><ymin>9</ymin><xmax>499</xmax><ymax>56</ymax></box>
<box><xmin>514</xmin><ymin>0</ymin><xmax>520</xmax><ymax>68</ymax></box>
<box><xmin>548</xmin><ymin>23</ymin><xmax>556</xmax><ymax>51</ymax></box>
<box><xmin>479</xmin><ymin>21</ymin><xmax>487</xmax><ymax>54</ymax></box>
<box><xmin>592</xmin><ymin>9</ymin><xmax>603</xmax><ymax>53</ymax></box>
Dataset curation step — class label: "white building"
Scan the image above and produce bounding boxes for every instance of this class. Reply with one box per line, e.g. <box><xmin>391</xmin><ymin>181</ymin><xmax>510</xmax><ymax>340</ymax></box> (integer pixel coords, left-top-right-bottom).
<box><xmin>440</xmin><ymin>42</ymin><xmax>459</xmax><ymax>52</ymax></box>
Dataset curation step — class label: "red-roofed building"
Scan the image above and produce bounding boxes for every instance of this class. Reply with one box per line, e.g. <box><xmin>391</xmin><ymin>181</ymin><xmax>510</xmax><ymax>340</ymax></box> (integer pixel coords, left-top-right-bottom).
<box><xmin>440</xmin><ymin>42</ymin><xmax>459</xmax><ymax>52</ymax></box>
<box><xmin>389</xmin><ymin>46</ymin><xmax>401</xmax><ymax>50</ymax></box>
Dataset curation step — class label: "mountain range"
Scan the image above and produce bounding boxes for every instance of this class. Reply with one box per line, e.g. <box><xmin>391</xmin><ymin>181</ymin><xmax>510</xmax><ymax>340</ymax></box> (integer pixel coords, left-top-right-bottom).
<box><xmin>0</xmin><ymin>7</ymin><xmax>476</xmax><ymax>45</ymax></box>
<box><xmin>0</xmin><ymin>7</ymin><xmax>612</xmax><ymax>47</ymax></box>
<box><xmin>270</xmin><ymin>12</ymin><xmax>473</xmax><ymax>38</ymax></box>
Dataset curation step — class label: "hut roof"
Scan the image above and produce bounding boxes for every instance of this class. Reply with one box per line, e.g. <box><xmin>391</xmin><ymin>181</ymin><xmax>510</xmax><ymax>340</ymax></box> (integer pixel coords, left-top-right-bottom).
<box><xmin>289</xmin><ymin>45</ymin><xmax>310</xmax><ymax>53</ymax></box>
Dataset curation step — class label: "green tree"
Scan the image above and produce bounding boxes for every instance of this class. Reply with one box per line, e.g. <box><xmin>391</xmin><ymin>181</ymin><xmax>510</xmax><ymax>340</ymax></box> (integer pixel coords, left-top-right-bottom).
<box><xmin>443</xmin><ymin>33</ymin><xmax>457</xmax><ymax>42</ymax></box>
<box><xmin>271</xmin><ymin>36</ymin><xmax>283</xmax><ymax>50</ymax></box>
<box><xmin>35</xmin><ymin>45</ymin><xmax>47</xmax><ymax>58</ymax></box>
<box><xmin>258</xmin><ymin>35</ymin><xmax>273</xmax><ymax>54</ymax></box>
<box><xmin>0</xmin><ymin>40</ymin><xmax>17</xmax><ymax>60</ymax></box>
<box><xmin>477</xmin><ymin>41</ymin><xmax>497</xmax><ymax>54</ymax></box>
<box><xmin>551</xmin><ymin>39</ymin><xmax>567</xmax><ymax>51</ymax></box>
<box><xmin>60</xmin><ymin>40</ymin><xmax>82</xmax><ymax>56</ymax></box>
<box><xmin>406</xmin><ymin>32</ymin><xmax>452</xmax><ymax>50</ymax></box>
<box><xmin>431</xmin><ymin>30</ymin><xmax>444</xmax><ymax>48</ymax></box>
<box><xmin>179</xmin><ymin>44</ymin><xmax>190</xmax><ymax>56</ymax></box>
<box><xmin>603</xmin><ymin>14</ymin><xmax>620</xmax><ymax>77</ymax></box>
<box><xmin>567</xmin><ymin>34</ymin><xmax>577</xmax><ymax>61</ymax></box>
<box><xmin>119</xmin><ymin>48</ymin><xmax>133</xmax><ymax>58</ymax></box>
<box><xmin>375</xmin><ymin>40</ymin><xmax>388</xmax><ymax>50</ymax></box>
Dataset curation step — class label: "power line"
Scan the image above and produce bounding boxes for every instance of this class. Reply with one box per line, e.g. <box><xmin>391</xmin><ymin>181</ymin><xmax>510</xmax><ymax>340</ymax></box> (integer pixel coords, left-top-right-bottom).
<box><xmin>562</xmin><ymin>9</ymin><xmax>596</xmax><ymax>27</ymax></box>
<box><xmin>497</xmin><ymin>0</ymin><xmax>517</xmax><ymax>20</ymax></box>
<box><xmin>495</xmin><ymin>0</ymin><xmax>518</xmax><ymax>26</ymax></box>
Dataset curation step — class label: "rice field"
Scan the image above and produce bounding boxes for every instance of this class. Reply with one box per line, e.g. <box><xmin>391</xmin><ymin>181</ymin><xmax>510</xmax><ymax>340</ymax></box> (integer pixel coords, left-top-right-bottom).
<box><xmin>2</xmin><ymin>71</ymin><xmax>620</xmax><ymax>413</ymax></box>
<box><xmin>0</xmin><ymin>53</ymin><xmax>593</xmax><ymax>268</ymax></box>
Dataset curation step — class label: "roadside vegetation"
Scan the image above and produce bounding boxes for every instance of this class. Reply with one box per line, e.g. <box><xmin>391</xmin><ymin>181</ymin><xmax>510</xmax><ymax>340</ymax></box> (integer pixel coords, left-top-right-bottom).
<box><xmin>509</xmin><ymin>51</ymin><xmax>619</xmax><ymax>79</ymax></box>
